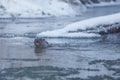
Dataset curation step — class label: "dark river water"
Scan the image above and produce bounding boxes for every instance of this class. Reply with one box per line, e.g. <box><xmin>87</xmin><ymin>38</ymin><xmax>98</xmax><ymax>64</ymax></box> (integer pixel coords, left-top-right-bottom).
<box><xmin>0</xmin><ymin>5</ymin><xmax>120</xmax><ymax>80</ymax></box>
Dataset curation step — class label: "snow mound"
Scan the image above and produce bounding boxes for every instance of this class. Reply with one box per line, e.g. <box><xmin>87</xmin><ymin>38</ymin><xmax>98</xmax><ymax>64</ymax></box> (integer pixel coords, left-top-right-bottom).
<box><xmin>37</xmin><ymin>13</ymin><xmax>120</xmax><ymax>38</ymax></box>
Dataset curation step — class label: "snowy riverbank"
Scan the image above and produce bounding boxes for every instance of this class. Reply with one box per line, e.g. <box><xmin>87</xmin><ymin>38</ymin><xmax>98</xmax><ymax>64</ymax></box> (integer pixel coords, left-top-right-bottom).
<box><xmin>0</xmin><ymin>0</ymin><xmax>85</xmax><ymax>18</ymax></box>
<box><xmin>37</xmin><ymin>13</ymin><xmax>120</xmax><ymax>38</ymax></box>
<box><xmin>1</xmin><ymin>0</ymin><xmax>120</xmax><ymax>18</ymax></box>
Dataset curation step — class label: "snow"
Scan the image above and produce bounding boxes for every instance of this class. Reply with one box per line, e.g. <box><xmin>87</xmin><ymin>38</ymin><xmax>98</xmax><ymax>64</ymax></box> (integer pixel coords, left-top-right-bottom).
<box><xmin>37</xmin><ymin>13</ymin><xmax>120</xmax><ymax>38</ymax></box>
<box><xmin>0</xmin><ymin>0</ymin><xmax>120</xmax><ymax>18</ymax></box>
<box><xmin>0</xmin><ymin>0</ymin><xmax>86</xmax><ymax>18</ymax></box>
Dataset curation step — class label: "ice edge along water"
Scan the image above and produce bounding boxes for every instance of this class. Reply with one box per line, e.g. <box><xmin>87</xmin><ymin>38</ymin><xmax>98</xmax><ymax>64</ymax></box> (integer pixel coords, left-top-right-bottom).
<box><xmin>37</xmin><ymin>13</ymin><xmax>120</xmax><ymax>38</ymax></box>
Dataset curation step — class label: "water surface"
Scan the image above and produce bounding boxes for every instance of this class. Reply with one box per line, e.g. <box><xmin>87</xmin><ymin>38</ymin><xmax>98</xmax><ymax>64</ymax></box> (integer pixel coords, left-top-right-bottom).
<box><xmin>0</xmin><ymin>5</ymin><xmax>120</xmax><ymax>80</ymax></box>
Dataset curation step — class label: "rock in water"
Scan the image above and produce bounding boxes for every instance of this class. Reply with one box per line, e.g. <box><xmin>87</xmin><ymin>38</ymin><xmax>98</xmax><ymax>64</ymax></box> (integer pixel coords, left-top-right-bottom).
<box><xmin>34</xmin><ymin>38</ymin><xmax>49</xmax><ymax>48</ymax></box>
<box><xmin>98</xmin><ymin>23</ymin><xmax>120</xmax><ymax>35</ymax></box>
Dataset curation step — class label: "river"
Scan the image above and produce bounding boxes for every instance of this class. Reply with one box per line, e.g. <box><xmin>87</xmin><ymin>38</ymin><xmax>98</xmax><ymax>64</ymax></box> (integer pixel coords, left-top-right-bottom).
<box><xmin>0</xmin><ymin>5</ymin><xmax>120</xmax><ymax>80</ymax></box>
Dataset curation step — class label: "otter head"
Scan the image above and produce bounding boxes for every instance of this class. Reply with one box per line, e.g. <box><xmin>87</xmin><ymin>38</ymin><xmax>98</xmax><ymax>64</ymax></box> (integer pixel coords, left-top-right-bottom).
<box><xmin>34</xmin><ymin>38</ymin><xmax>48</xmax><ymax>48</ymax></box>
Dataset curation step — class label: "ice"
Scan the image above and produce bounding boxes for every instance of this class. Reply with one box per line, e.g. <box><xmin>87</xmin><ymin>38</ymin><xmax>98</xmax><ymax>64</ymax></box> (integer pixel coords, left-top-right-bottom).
<box><xmin>37</xmin><ymin>13</ymin><xmax>120</xmax><ymax>38</ymax></box>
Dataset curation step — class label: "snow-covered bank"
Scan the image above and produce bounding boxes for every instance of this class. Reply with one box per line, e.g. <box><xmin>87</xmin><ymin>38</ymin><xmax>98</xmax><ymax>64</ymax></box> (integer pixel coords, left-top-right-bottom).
<box><xmin>0</xmin><ymin>0</ymin><xmax>120</xmax><ymax>18</ymax></box>
<box><xmin>37</xmin><ymin>13</ymin><xmax>120</xmax><ymax>38</ymax></box>
<box><xmin>0</xmin><ymin>0</ymin><xmax>86</xmax><ymax>18</ymax></box>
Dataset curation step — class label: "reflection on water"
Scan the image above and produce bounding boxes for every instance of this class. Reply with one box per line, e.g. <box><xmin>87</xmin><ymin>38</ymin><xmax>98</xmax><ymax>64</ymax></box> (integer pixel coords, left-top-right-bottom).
<box><xmin>0</xmin><ymin>5</ymin><xmax>120</xmax><ymax>80</ymax></box>
<box><xmin>34</xmin><ymin>47</ymin><xmax>42</xmax><ymax>53</ymax></box>
<box><xmin>34</xmin><ymin>47</ymin><xmax>47</xmax><ymax>55</ymax></box>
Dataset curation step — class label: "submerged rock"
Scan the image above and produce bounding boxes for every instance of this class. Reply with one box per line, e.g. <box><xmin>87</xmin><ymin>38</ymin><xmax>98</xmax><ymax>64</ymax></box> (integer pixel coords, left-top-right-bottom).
<box><xmin>86</xmin><ymin>23</ymin><xmax>120</xmax><ymax>35</ymax></box>
<box><xmin>98</xmin><ymin>23</ymin><xmax>120</xmax><ymax>35</ymax></box>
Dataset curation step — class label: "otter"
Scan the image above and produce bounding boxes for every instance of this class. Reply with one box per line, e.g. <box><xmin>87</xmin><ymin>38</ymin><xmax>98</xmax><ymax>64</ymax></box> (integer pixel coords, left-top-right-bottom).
<box><xmin>34</xmin><ymin>38</ymin><xmax>49</xmax><ymax>48</ymax></box>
